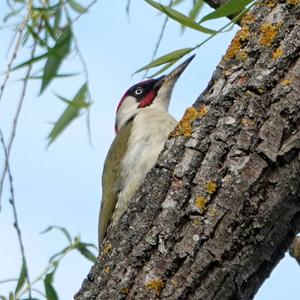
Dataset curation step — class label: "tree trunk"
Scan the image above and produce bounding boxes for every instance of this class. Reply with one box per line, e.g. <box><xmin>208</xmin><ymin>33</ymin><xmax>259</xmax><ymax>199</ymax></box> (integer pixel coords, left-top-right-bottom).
<box><xmin>75</xmin><ymin>1</ymin><xmax>300</xmax><ymax>299</ymax></box>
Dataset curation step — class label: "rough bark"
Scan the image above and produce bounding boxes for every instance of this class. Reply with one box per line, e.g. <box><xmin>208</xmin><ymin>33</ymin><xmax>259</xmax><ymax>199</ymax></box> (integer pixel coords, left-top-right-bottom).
<box><xmin>75</xmin><ymin>1</ymin><xmax>300</xmax><ymax>299</ymax></box>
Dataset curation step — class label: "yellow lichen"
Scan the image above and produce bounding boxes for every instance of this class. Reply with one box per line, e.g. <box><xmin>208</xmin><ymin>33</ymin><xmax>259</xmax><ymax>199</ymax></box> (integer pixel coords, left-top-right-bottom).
<box><xmin>101</xmin><ymin>242</ymin><xmax>112</xmax><ymax>257</ymax></box>
<box><xmin>241</xmin><ymin>118</ymin><xmax>255</xmax><ymax>127</ymax></box>
<box><xmin>236</xmin><ymin>50</ymin><xmax>248</xmax><ymax>60</ymax></box>
<box><xmin>145</xmin><ymin>279</ymin><xmax>165</xmax><ymax>296</ymax></box>
<box><xmin>104</xmin><ymin>266</ymin><xmax>110</xmax><ymax>273</ymax></box>
<box><xmin>287</xmin><ymin>0</ymin><xmax>300</xmax><ymax>5</ymax></box>
<box><xmin>170</xmin><ymin>106</ymin><xmax>208</xmax><ymax>138</ymax></box>
<box><xmin>224</xmin><ymin>26</ymin><xmax>250</xmax><ymax>61</ymax></box>
<box><xmin>207</xmin><ymin>181</ymin><xmax>217</xmax><ymax>194</ymax></box>
<box><xmin>195</xmin><ymin>196</ymin><xmax>207</xmax><ymax>212</ymax></box>
<box><xmin>272</xmin><ymin>46</ymin><xmax>284</xmax><ymax>59</ymax></box>
<box><xmin>281</xmin><ymin>79</ymin><xmax>292</xmax><ymax>86</ymax></box>
<box><xmin>241</xmin><ymin>14</ymin><xmax>255</xmax><ymax>26</ymax></box>
<box><xmin>198</xmin><ymin>105</ymin><xmax>208</xmax><ymax>117</ymax></box>
<box><xmin>265</xmin><ymin>0</ymin><xmax>276</xmax><ymax>7</ymax></box>
<box><xmin>259</xmin><ymin>23</ymin><xmax>280</xmax><ymax>46</ymax></box>
<box><xmin>121</xmin><ymin>287</ymin><xmax>129</xmax><ymax>295</ymax></box>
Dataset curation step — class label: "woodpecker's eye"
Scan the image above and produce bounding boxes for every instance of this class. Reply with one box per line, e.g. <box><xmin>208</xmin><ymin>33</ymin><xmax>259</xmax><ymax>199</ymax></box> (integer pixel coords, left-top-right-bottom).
<box><xmin>135</xmin><ymin>87</ymin><xmax>143</xmax><ymax>95</ymax></box>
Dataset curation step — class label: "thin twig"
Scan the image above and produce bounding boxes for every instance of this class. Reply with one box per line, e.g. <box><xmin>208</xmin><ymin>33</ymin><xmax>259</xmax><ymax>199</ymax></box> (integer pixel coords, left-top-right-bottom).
<box><xmin>72</xmin><ymin>0</ymin><xmax>99</xmax><ymax>23</ymax></box>
<box><xmin>73</xmin><ymin>34</ymin><xmax>93</xmax><ymax>146</ymax></box>
<box><xmin>126</xmin><ymin>0</ymin><xmax>131</xmax><ymax>15</ymax></box>
<box><xmin>0</xmin><ymin>38</ymin><xmax>37</xmax><ymax>209</ymax></box>
<box><xmin>0</xmin><ymin>129</ymin><xmax>32</xmax><ymax>298</ymax></box>
<box><xmin>64</xmin><ymin>7</ymin><xmax>93</xmax><ymax>146</ymax></box>
<box><xmin>143</xmin><ymin>0</ymin><xmax>173</xmax><ymax>79</ymax></box>
<box><xmin>126</xmin><ymin>0</ymin><xmax>131</xmax><ymax>23</ymax></box>
<box><xmin>0</xmin><ymin>1</ymin><xmax>32</xmax><ymax>103</ymax></box>
<box><xmin>0</xmin><ymin>278</ymin><xmax>18</xmax><ymax>284</ymax></box>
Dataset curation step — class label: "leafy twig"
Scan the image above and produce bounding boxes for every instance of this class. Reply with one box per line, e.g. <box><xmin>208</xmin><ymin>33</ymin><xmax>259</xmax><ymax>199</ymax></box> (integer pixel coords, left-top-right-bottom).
<box><xmin>0</xmin><ymin>1</ymin><xmax>33</xmax><ymax>104</ymax></box>
<box><xmin>144</xmin><ymin>0</ymin><xmax>173</xmax><ymax>79</ymax></box>
<box><xmin>0</xmin><ymin>129</ymin><xmax>32</xmax><ymax>298</ymax></box>
<box><xmin>72</xmin><ymin>0</ymin><xmax>99</xmax><ymax>23</ymax></box>
<box><xmin>0</xmin><ymin>38</ymin><xmax>38</xmax><ymax>209</ymax></box>
<box><xmin>64</xmin><ymin>7</ymin><xmax>93</xmax><ymax>145</ymax></box>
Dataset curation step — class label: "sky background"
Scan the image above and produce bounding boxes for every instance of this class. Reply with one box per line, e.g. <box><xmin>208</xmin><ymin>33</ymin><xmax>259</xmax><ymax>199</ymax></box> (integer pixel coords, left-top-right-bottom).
<box><xmin>0</xmin><ymin>1</ymin><xmax>299</xmax><ymax>299</ymax></box>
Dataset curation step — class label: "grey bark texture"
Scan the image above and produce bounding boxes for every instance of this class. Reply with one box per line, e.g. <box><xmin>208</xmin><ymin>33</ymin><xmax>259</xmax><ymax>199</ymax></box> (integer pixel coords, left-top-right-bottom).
<box><xmin>75</xmin><ymin>1</ymin><xmax>300</xmax><ymax>299</ymax></box>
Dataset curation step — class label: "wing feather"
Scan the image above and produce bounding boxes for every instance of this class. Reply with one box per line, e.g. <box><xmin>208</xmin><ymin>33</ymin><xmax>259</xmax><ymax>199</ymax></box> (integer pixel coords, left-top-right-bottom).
<box><xmin>98</xmin><ymin>120</ymin><xmax>133</xmax><ymax>247</ymax></box>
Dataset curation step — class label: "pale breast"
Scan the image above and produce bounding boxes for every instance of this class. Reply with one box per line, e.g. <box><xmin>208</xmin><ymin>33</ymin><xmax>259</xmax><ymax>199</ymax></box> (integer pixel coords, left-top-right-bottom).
<box><xmin>112</xmin><ymin>107</ymin><xmax>177</xmax><ymax>224</ymax></box>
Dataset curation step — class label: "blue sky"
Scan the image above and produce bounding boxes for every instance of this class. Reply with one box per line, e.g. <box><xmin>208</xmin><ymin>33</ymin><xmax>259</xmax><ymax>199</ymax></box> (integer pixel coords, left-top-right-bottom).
<box><xmin>0</xmin><ymin>1</ymin><xmax>299</xmax><ymax>299</ymax></box>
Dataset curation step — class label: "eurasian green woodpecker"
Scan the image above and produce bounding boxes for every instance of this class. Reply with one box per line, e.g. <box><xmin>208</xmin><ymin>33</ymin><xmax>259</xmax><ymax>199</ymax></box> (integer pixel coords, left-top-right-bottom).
<box><xmin>98</xmin><ymin>55</ymin><xmax>195</xmax><ymax>248</ymax></box>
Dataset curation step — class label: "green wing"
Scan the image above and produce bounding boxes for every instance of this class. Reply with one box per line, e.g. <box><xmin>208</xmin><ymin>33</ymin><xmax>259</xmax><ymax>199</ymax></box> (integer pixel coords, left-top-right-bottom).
<box><xmin>98</xmin><ymin>120</ymin><xmax>133</xmax><ymax>246</ymax></box>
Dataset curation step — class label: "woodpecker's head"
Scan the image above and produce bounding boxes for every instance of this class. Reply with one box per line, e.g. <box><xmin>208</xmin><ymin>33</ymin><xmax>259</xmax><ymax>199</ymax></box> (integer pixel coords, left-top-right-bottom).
<box><xmin>115</xmin><ymin>55</ymin><xmax>195</xmax><ymax>133</ymax></box>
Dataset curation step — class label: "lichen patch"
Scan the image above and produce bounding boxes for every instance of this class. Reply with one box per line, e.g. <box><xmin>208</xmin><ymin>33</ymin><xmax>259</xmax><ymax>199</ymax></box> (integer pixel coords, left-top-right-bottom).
<box><xmin>272</xmin><ymin>46</ymin><xmax>284</xmax><ymax>59</ymax></box>
<box><xmin>241</xmin><ymin>14</ymin><xmax>255</xmax><ymax>26</ymax></box>
<box><xmin>170</xmin><ymin>106</ymin><xmax>208</xmax><ymax>138</ymax></box>
<box><xmin>207</xmin><ymin>181</ymin><xmax>217</xmax><ymax>194</ymax></box>
<box><xmin>264</xmin><ymin>0</ymin><xmax>276</xmax><ymax>7</ymax></box>
<box><xmin>281</xmin><ymin>78</ymin><xmax>292</xmax><ymax>86</ymax></box>
<box><xmin>259</xmin><ymin>23</ymin><xmax>281</xmax><ymax>46</ymax></box>
<box><xmin>145</xmin><ymin>278</ymin><xmax>165</xmax><ymax>296</ymax></box>
<box><xmin>224</xmin><ymin>26</ymin><xmax>250</xmax><ymax>61</ymax></box>
<box><xmin>100</xmin><ymin>242</ymin><xmax>112</xmax><ymax>259</ymax></box>
<box><xmin>287</xmin><ymin>0</ymin><xmax>300</xmax><ymax>5</ymax></box>
<box><xmin>195</xmin><ymin>196</ymin><xmax>207</xmax><ymax>212</ymax></box>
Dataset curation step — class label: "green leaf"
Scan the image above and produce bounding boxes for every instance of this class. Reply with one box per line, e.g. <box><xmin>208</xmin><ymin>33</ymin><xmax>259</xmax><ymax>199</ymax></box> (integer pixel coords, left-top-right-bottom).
<box><xmin>171</xmin><ymin>0</ymin><xmax>185</xmax><ymax>6</ymax></box>
<box><xmin>0</xmin><ymin>296</ymin><xmax>7</xmax><ymax>300</ymax></box>
<box><xmin>26</xmin><ymin>25</ymin><xmax>47</xmax><ymax>47</ymax></box>
<box><xmin>47</xmin><ymin>83</ymin><xmax>90</xmax><ymax>145</ymax></box>
<box><xmin>40</xmin><ymin>25</ymin><xmax>72</xmax><ymax>94</ymax></box>
<box><xmin>145</xmin><ymin>0</ymin><xmax>216</xmax><ymax>34</ymax></box>
<box><xmin>76</xmin><ymin>243</ymin><xmax>97</xmax><ymax>263</ymax></box>
<box><xmin>68</xmin><ymin>0</ymin><xmax>87</xmax><ymax>14</ymax></box>
<box><xmin>53</xmin><ymin>7</ymin><xmax>61</xmax><ymax>34</ymax></box>
<box><xmin>189</xmin><ymin>0</ymin><xmax>204</xmax><ymax>21</ymax></box>
<box><xmin>8</xmin><ymin>293</ymin><xmax>14</xmax><ymax>300</ymax></box>
<box><xmin>181</xmin><ymin>0</ymin><xmax>204</xmax><ymax>34</ymax></box>
<box><xmin>148</xmin><ymin>60</ymin><xmax>177</xmax><ymax>78</ymax></box>
<box><xmin>44</xmin><ymin>273</ymin><xmax>58</xmax><ymax>300</ymax></box>
<box><xmin>15</xmin><ymin>261</ymin><xmax>26</xmax><ymax>294</ymax></box>
<box><xmin>135</xmin><ymin>48</ymin><xmax>193</xmax><ymax>73</ymax></box>
<box><xmin>12</xmin><ymin>53</ymin><xmax>48</xmax><ymax>71</ymax></box>
<box><xmin>42</xmin><ymin>15</ymin><xmax>57</xmax><ymax>40</ymax></box>
<box><xmin>41</xmin><ymin>226</ymin><xmax>72</xmax><ymax>244</ymax></box>
<box><xmin>200</xmin><ymin>0</ymin><xmax>253</xmax><ymax>23</ymax></box>
<box><xmin>20</xmin><ymin>72</ymin><xmax>79</xmax><ymax>81</ymax></box>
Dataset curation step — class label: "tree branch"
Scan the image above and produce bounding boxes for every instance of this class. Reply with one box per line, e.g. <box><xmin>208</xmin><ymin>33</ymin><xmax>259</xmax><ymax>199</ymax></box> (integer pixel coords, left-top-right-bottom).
<box><xmin>76</xmin><ymin>1</ymin><xmax>300</xmax><ymax>299</ymax></box>
<box><xmin>204</xmin><ymin>0</ymin><xmax>231</xmax><ymax>10</ymax></box>
<box><xmin>204</xmin><ymin>0</ymin><xmax>241</xmax><ymax>24</ymax></box>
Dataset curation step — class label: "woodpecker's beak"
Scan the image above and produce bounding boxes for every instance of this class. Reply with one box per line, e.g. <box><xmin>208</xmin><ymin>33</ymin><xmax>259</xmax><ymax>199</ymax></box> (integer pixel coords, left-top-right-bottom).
<box><xmin>153</xmin><ymin>54</ymin><xmax>195</xmax><ymax>109</ymax></box>
<box><xmin>154</xmin><ymin>54</ymin><xmax>195</xmax><ymax>90</ymax></box>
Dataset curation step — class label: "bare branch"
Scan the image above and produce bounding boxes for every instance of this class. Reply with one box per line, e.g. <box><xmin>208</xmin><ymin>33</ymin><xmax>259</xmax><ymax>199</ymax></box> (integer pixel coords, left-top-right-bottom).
<box><xmin>204</xmin><ymin>0</ymin><xmax>242</xmax><ymax>25</ymax></box>
<box><xmin>0</xmin><ymin>39</ymin><xmax>37</xmax><ymax>209</ymax></box>
<box><xmin>0</xmin><ymin>129</ymin><xmax>32</xmax><ymax>298</ymax></box>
